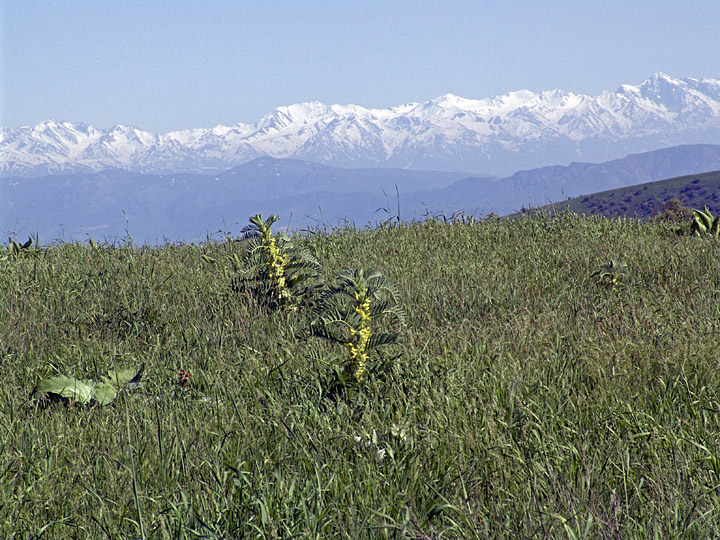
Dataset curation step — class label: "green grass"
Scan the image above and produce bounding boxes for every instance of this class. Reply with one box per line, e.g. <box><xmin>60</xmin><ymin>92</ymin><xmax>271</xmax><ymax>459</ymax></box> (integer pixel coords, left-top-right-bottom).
<box><xmin>2</xmin><ymin>213</ymin><xmax>720</xmax><ymax>539</ymax></box>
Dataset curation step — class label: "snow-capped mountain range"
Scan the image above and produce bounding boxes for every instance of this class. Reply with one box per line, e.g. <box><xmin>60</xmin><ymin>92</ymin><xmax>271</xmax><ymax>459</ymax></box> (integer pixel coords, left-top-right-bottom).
<box><xmin>3</xmin><ymin>73</ymin><xmax>720</xmax><ymax>178</ymax></box>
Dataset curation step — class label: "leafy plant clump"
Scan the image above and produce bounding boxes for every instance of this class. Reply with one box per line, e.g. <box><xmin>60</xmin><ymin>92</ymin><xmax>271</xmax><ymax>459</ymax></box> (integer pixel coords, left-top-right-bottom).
<box><xmin>32</xmin><ymin>364</ymin><xmax>144</xmax><ymax>406</ymax></box>
<box><xmin>236</xmin><ymin>214</ymin><xmax>323</xmax><ymax>307</ymax></box>
<box><xmin>649</xmin><ymin>197</ymin><xmax>694</xmax><ymax>227</ymax></box>
<box><xmin>592</xmin><ymin>259</ymin><xmax>629</xmax><ymax>287</ymax></box>
<box><xmin>309</xmin><ymin>268</ymin><xmax>406</xmax><ymax>383</ymax></box>
<box><xmin>691</xmin><ymin>206</ymin><xmax>720</xmax><ymax>238</ymax></box>
<box><xmin>1</xmin><ymin>237</ymin><xmax>41</xmax><ymax>261</ymax></box>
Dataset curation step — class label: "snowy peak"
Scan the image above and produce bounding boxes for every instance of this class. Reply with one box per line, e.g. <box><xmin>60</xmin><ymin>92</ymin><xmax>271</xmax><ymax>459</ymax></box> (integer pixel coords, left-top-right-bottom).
<box><xmin>257</xmin><ymin>102</ymin><xmax>333</xmax><ymax>130</ymax></box>
<box><xmin>618</xmin><ymin>72</ymin><xmax>720</xmax><ymax>114</ymax></box>
<box><xmin>3</xmin><ymin>74</ymin><xmax>720</xmax><ymax>177</ymax></box>
<box><xmin>637</xmin><ymin>73</ymin><xmax>700</xmax><ymax>111</ymax></box>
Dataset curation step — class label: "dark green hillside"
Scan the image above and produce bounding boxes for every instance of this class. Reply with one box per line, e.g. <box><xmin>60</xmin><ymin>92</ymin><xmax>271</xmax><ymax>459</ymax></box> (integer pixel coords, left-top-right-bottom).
<box><xmin>524</xmin><ymin>170</ymin><xmax>720</xmax><ymax>219</ymax></box>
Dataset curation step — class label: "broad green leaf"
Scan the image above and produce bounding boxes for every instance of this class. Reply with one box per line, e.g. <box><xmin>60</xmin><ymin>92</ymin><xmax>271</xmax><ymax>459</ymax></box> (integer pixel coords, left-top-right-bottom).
<box><xmin>33</xmin><ymin>375</ymin><xmax>95</xmax><ymax>405</ymax></box>
<box><xmin>94</xmin><ymin>364</ymin><xmax>144</xmax><ymax>405</ymax></box>
<box><xmin>101</xmin><ymin>364</ymin><xmax>144</xmax><ymax>389</ymax></box>
<box><xmin>33</xmin><ymin>365</ymin><xmax>143</xmax><ymax>406</ymax></box>
<box><xmin>694</xmin><ymin>208</ymin><xmax>713</xmax><ymax>230</ymax></box>
<box><xmin>711</xmin><ymin>216</ymin><xmax>720</xmax><ymax>238</ymax></box>
<box><xmin>92</xmin><ymin>382</ymin><xmax>119</xmax><ymax>406</ymax></box>
<box><xmin>692</xmin><ymin>218</ymin><xmax>705</xmax><ymax>235</ymax></box>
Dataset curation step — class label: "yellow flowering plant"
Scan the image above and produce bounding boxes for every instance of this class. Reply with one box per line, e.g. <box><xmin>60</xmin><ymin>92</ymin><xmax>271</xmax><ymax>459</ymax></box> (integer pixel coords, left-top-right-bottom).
<box><xmin>592</xmin><ymin>259</ymin><xmax>628</xmax><ymax>287</ymax></box>
<box><xmin>236</xmin><ymin>214</ymin><xmax>323</xmax><ymax>308</ymax></box>
<box><xmin>309</xmin><ymin>268</ymin><xmax>406</xmax><ymax>384</ymax></box>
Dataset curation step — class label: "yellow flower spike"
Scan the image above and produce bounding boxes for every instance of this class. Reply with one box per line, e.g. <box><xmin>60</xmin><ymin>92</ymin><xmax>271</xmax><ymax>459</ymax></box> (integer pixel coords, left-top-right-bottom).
<box><xmin>346</xmin><ymin>288</ymin><xmax>372</xmax><ymax>382</ymax></box>
<box><xmin>310</xmin><ymin>268</ymin><xmax>405</xmax><ymax>385</ymax></box>
<box><xmin>263</xmin><ymin>232</ymin><xmax>290</xmax><ymax>301</ymax></box>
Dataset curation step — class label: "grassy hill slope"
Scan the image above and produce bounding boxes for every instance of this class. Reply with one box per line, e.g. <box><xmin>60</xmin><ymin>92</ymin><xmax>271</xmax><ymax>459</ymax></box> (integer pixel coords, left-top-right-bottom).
<box><xmin>524</xmin><ymin>169</ymin><xmax>720</xmax><ymax>219</ymax></box>
<box><xmin>2</xmin><ymin>214</ymin><xmax>720</xmax><ymax>538</ymax></box>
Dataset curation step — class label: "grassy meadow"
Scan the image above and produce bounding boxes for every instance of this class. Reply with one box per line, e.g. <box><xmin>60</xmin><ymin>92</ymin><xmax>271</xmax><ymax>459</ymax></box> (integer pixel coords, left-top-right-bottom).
<box><xmin>2</xmin><ymin>212</ymin><xmax>720</xmax><ymax>539</ymax></box>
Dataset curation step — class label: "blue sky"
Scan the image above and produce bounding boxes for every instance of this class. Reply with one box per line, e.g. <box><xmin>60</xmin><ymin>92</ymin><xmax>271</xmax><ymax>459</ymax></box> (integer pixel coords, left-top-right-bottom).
<box><xmin>2</xmin><ymin>1</ymin><xmax>719</xmax><ymax>133</ymax></box>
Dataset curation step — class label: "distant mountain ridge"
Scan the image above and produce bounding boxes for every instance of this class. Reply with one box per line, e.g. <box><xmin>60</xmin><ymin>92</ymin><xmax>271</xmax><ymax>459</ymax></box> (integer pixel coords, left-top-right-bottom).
<box><xmin>391</xmin><ymin>143</ymin><xmax>720</xmax><ymax>218</ymax></box>
<box><xmin>2</xmin><ymin>73</ymin><xmax>720</xmax><ymax>178</ymax></box>
<box><xmin>4</xmin><ymin>144</ymin><xmax>720</xmax><ymax>244</ymax></box>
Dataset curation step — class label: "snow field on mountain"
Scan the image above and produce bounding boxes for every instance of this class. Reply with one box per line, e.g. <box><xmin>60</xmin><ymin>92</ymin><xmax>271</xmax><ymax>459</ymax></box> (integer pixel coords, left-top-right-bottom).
<box><xmin>3</xmin><ymin>73</ymin><xmax>720</xmax><ymax>177</ymax></box>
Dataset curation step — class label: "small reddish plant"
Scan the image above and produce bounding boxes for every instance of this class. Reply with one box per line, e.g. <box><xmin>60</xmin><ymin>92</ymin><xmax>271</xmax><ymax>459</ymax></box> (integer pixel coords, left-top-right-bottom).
<box><xmin>178</xmin><ymin>369</ymin><xmax>191</xmax><ymax>387</ymax></box>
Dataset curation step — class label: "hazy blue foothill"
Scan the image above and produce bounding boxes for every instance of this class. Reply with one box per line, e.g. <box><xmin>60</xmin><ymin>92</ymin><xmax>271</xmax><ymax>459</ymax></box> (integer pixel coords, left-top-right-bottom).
<box><xmin>0</xmin><ymin>160</ymin><xmax>480</xmax><ymax>244</ymax></box>
<box><xmin>4</xmin><ymin>144</ymin><xmax>720</xmax><ymax>245</ymax></box>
